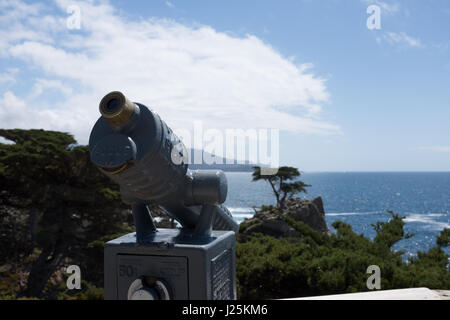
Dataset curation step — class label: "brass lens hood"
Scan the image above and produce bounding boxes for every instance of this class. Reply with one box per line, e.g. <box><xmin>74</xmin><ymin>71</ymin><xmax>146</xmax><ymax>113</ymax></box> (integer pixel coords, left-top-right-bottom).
<box><xmin>99</xmin><ymin>91</ymin><xmax>135</xmax><ymax>127</ymax></box>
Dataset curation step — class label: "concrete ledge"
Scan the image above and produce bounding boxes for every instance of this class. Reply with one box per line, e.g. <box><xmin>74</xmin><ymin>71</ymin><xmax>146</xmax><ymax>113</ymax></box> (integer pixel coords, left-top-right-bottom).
<box><xmin>284</xmin><ymin>288</ymin><xmax>450</xmax><ymax>300</ymax></box>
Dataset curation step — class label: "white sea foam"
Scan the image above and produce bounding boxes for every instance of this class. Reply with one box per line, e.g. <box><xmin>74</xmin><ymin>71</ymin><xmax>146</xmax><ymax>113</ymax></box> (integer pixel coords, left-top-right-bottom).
<box><xmin>422</xmin><ymin>213</ymin><xmax>446</xmax><ymax>217</ymax></box>
<box><xmin>228</xmin><ymin>207</ymin><xmax>255</xmax><ymax>222</ymax></box>
<box><xmin>228</xmin><ymin>207</ymin><xmax>450</xmax><ymax>230</ymax></box>
<box><xmin>232</xmin><ymin>213</ymin><xmax>255</xmax><ymax>220</ymax></box>
<box><xmin>326</xmin><ymin>211</ymin><xmax>381</xmax><ymax>216</ymax></box>
<box><xmin>404</xmin><ymin>213</ymin><xmax>449</xmax><ymax>230</ymax></box>
<box><xmin>228</xmin><ymin>207</ymin><xmax>255</xmax><ymax>213</ymax></box>
<box><xmin>327</xmin><ymin>212</ymin><xmax>363</xmax><ymax>216</ymax></box>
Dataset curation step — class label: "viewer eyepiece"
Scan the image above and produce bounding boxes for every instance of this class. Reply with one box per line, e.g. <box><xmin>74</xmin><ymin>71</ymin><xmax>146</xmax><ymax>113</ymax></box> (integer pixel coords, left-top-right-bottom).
<box><xmin>106</xmin><ymin>98</ymin><xmax>119</xmax><ymax>112</ymax></box>
<box><xmin>99</xmin><ymin>91</ymin><xmax>135</xmax><ymax>127</ymax></box>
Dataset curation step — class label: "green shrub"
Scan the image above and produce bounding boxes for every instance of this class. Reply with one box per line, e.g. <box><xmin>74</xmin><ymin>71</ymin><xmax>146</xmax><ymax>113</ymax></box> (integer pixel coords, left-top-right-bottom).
<box><xmin>56</xmin><ymin>280</ymin><xmax>104</xmax><ymax>300</ymax></box>
<box><xmin>236</xmin><ymin>212</ymin><xmax>450</xmax><ymax>299</ymax></box>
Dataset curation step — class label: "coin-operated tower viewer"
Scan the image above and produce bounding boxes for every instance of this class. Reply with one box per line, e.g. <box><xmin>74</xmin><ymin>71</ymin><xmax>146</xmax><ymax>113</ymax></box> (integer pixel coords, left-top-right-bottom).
<box><xmin>89</xmin><ymin>91</ymin><xmax>239</xmax><ymax>300</ymax></box>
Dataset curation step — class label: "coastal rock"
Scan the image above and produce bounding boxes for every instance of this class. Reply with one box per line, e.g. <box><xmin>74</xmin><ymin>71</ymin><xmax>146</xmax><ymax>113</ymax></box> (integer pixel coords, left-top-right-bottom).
<box><xmin>286</xmin><ymin>196</ymin><xmax>329</xmax><ymax>234</ymax></box>
<box><xmin>239</xmin><ymin>196</ymin><xmax>331</xmax><ymax>237</ymax></box>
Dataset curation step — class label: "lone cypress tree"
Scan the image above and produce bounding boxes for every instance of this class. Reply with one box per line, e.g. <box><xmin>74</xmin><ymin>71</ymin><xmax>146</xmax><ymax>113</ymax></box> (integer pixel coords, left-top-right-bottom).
<box><xmin>252</xmin><ymin>166</ymin><xmax>310</xmax><ymax>209</ymax></box>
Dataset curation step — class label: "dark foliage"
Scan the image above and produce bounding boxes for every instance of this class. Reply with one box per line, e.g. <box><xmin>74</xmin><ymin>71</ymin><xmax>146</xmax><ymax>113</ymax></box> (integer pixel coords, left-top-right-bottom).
<box><xmin>0</xmin><ymin>129</ymin><xmax>132</xmax><ymax>298</ymax></box>
<box><xmin>236</xmin><ymin>213</ymin><xmax>450</xmax><ymax>299</ymax></box>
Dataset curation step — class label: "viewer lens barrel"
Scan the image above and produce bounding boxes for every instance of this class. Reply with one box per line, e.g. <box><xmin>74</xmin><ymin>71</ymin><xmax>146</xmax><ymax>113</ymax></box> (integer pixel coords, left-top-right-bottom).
<box><xmin>99</xmin><ymin>91</ymin><xmax>135</xmax><ymax>127</ymax></box>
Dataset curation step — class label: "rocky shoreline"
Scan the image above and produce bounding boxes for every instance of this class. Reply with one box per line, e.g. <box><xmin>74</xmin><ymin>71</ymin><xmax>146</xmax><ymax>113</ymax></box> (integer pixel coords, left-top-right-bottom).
<box><xmin>239</xmin><ymin>196</ymin><xmax>332</xmax><ymax>237</ymax></box>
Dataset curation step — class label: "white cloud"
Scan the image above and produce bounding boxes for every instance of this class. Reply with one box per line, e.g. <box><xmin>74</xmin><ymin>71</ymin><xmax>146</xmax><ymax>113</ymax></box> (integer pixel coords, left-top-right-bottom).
<box><xmin>0</xmin><ymin>91</ymin><xmax>29</xmax><ymax>126</ymax></box>
<box><xmin>165</xmin><ymin>1</ymin><xmax>174</xmax><ymax>8</ymax></box>
<box><xmin>0</xmin><ymin>68</ymin><xmax>19</xmax><ymax>84</ymax></box>
<box><xmin>30</xmin><ymin>78</ymin><xmax>73</xmax><ymax>98</ymax></box>
<box><xmin>417</xmin><ymin>146</ymin><xmax>450</xmax><ymax>153</ymax></box>
<box><xmin>362</xmin><ymin>0</ymin><xmax>399</xmax><ymax>14</ymax></box>
<box><xmin>0</xmin><ymin>0</ymin><xmax>340</xmax><ymax>144</ymax></box>
<box><xmin>0</xmin><ymin>90</ymin><xmax>87</xmax><ymax>134</ymax></box>
<box><xmin>382</xmin><ymin>32</ymin><xmax>422</xmax><ymax>48</ymax></box>
<box><xmin>0</xmin><ymin>136</ymin><xmax>15</xmax><ymax>144</ymax></box>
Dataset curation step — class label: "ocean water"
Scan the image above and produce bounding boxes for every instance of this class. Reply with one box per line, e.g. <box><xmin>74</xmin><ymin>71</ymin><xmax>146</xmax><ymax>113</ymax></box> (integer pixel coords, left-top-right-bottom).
<box><xmin>224</xmin><ymin>172</ymin><xmax>450</xmax><ymax>258</ymax></box>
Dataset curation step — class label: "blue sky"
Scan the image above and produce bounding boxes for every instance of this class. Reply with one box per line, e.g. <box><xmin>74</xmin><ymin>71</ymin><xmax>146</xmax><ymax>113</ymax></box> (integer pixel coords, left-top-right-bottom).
<box><xmin>0</xmin><ymin>0</ymin><xmax>449</xmax><ymax>171</ymax></box>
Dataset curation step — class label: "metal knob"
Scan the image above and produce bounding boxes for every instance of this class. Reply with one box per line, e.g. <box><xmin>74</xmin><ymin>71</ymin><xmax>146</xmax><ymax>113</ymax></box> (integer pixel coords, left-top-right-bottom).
<box><xmin>127</xmin><ymin>277</ymin><xmax>171</xmax><ymax>300</ymax></box>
